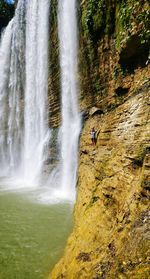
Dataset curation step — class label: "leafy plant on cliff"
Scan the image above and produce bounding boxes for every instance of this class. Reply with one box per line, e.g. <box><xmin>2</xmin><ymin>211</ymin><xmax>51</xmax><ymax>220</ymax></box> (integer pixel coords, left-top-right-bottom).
<box><xmin>0</xmin><ymin>0</ymin><xmax>14</xmax><ymax>20</ymax></box>
<box><xmin>81</xmin><ymin>0</ymin><xmax>106</xmax><ymax>42</ymax></box>
<box><xmin>137</xmin><ymin>10</ymin><xmax>150</xmax><ymax>44</ymax></box>
<box><xmin>116</xmin><ymin>0</ymin><xmax>150</xmax><ymax>49</ymax></box>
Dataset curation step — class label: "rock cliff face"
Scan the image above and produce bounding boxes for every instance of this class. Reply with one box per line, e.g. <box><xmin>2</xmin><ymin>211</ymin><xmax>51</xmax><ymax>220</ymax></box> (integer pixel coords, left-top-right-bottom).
<box><xmin>49</xmin><ymin>0</ymin><xmax>150</xmax><ymax>278</ymax></box>
<box><xmin>48</xmin><ymin>0</ymin><xmax>61</xmax><ymax>128</ymax></box>
<box><xmin>48</xmin><ymin>0</ymin><xmax>150</xmax><ymax>124</ymax></box>
<box><xmin>51</xmin><ymin>80</ymin><xmax>150</xmax><ymax>278</ymax></box>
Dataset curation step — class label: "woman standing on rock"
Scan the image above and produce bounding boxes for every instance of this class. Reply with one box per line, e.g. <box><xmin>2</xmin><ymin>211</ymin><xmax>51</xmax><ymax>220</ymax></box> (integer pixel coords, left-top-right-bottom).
<box><xmin>90</xmin><ymin>127</ymin><xmax>97</xmax><ymax>145</ymax></box>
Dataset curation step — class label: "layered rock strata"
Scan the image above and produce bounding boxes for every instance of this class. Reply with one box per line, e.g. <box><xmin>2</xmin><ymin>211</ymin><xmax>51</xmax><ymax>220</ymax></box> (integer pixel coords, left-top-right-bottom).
<box><xmin>50</xmin><ymin>70</ymin><xmax>150</xmax><ymax>278</ymax></box>
<box><xmin>49</xmin><ymin>0</ymin><xmax>150</xmax><ymax>277</ymax></box>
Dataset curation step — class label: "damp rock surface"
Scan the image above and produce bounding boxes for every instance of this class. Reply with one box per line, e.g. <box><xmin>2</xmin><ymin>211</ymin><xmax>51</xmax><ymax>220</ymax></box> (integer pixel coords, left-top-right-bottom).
<box><xmin>50</xmin><ymin>80</ymin><xmax>150</xmax><ymax>279</ymax></box>
<box><xmin>49</xmin><ymin>0</ymin><xmax>150</xmax><ymax>278</ymax></box>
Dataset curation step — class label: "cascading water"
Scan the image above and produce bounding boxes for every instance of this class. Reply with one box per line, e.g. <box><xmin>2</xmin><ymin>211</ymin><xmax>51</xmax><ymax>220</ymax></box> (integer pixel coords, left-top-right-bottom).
<box><xmin>0</xmin><ymin>0</ymin><xmax>50</xmax><ymax>187</ymax></box>
<box><xmin>58</xmin><ymin>0</ymin><xmax>81</xmax><ymax>201</ymax></box>
<box><xmin>0</xmin><ymin>0</ymin><xmax>25</xmax><ymax>176</ymax></box>
<box><xmin>39</xmin><ymin>0</ymin><xmax>81</xmax><ymax>203</ymax></box>
<box><xmin>0</xmin><ymin>0</ymin><xmax>80</xmax><ymax>203</ymax></box>
<box><xmin>0</xmin><ymin>20</ymin><xmax>14</xmax><ymax>175</ymax></box>
<box><xmin>23</xmin><ymin>0</ymin><xmax>50</xmax><ymax>185</ymax></box>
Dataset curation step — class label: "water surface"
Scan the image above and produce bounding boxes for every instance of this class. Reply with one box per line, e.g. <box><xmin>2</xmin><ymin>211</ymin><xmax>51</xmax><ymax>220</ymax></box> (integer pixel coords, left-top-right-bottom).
<box><xmin>0</xmin><ymin>190</ymin><xmax>73</xmax><ymax>279</ymax></box>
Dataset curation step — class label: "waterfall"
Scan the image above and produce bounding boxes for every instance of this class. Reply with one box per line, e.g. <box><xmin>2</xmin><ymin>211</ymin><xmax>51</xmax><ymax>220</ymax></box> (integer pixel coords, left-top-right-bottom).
<box><xmin>0</xmin><ymin>20</ymin><xmax>14</xmax><ymax>174</ymax></box>
<box><xmin>23</xmin><ymin>0</ymin><xmax>50</xmax><ymax>185</ymax></box>
<box><xmin>0</xmin><ymin>0</ymin><xmax>50</xmax><ymax>186</ymax></box>
<box><xmin>0</xmin><ymin>0</ymin><xmax>80</xmax><ymax>203</ymax></box>
<box><xmin>58</xmin><ymin>0</ymin><xmax>81</xmax><ymax>201</ymax></box>
<box><xmin>0</xmin><ymin>0</ymin><xmax>26</xmax><ymax>176</ymax></box>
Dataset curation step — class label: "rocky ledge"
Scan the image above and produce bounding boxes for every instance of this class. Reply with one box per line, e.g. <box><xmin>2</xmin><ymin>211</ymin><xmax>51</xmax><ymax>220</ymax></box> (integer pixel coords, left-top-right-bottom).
<box><xmin>50</xmin><ymin>75</ymin><xmax>150</xmax><ymax>278</ymax></box>
<box><xmin>49</xmin><ymin>1</ymin><xmax>150</xmax><ymax>278</ymax></box>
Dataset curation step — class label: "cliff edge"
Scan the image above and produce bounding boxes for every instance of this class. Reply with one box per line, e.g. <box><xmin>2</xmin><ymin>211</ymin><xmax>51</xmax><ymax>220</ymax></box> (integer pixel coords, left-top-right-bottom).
<box><xmin>50</xmin><ymin>0</ymin><xmax>150</xmax><ymax>278</ymax></box>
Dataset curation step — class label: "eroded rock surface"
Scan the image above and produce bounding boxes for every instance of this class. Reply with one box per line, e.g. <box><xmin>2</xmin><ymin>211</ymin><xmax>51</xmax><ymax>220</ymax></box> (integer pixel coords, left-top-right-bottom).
<box><xmin>50</xmin><ymin>74</ymin><xmax>150</xmax><ymax>279</ymax></box>
<box><xmin>49</xmin><ymin>1</ymin><xmax>150</xmax><ymax>278</ymax></box>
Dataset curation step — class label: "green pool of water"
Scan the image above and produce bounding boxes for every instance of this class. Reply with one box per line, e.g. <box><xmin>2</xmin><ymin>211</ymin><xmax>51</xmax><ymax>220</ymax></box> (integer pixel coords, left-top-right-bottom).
<box><xmin>0</xmin><ymin>191</ymin><xmax>73</xmax><ymax>279</ymax></box>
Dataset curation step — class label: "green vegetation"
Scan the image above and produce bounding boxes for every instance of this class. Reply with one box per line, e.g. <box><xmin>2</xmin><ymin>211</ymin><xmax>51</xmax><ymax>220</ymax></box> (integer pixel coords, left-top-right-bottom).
<box><xmin>0</xmin><ymin>0</ymin><xmax>14</xmax><ymax>20</ymax></box>
<box><xmin>81</xmin><ymin>0</ymin><xmax>116</xmax><ymax>41</ymax></box>
<box><xmin>116</xmin><ymin>0</ymin><xmax>150</xmax><ymax>49</ymax></box>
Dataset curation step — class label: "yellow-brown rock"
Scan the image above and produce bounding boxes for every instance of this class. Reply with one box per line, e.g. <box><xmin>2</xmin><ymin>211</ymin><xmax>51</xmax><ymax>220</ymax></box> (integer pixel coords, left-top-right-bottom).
<box><xmin>49</xmin><ymin>1</ymin><xmax>150</xmax><ymax>277</ymax></box>
<box><xmin>50</xmin><ymin>65</ymin><xmax>150</xmax><ymax>278</ymax></box>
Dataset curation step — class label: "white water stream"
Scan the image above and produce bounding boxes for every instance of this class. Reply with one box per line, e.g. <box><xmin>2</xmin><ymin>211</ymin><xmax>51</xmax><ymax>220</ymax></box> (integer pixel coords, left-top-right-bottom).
<box><xmin>0</xmin><ymin>0</ymin><xmax>50</xmax><ymax>187</ymax></box>
<box><xmin>58</xmin><ymin>0</ymin><xmax>81</xmax><ymax>201</ymax></box>
<box><xmin>23</xmin><ymin>0</ymin><xmax>50</xmax><ymax>185</ymax></box>
<box><xmin>0</xmin><ymin>0</ymin><xmax>81</xmax><ymax>203</ymax></box>
<box><xmin>0</xmin><ymin>0</ymin><xmax>26</xmax><ymax>177</ymax></box>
